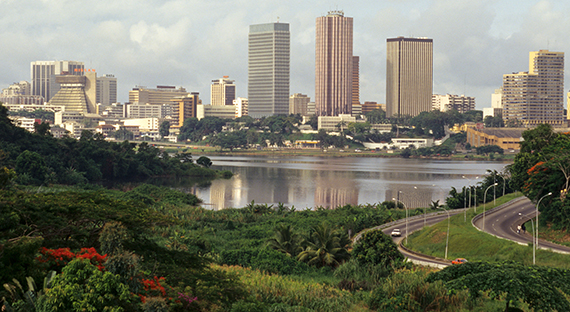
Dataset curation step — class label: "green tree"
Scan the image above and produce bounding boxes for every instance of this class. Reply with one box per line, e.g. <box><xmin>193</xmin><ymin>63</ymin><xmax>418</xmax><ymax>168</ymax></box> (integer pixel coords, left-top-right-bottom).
<box><xmin>196</xmin><ymin>156</ymin><xmax>213</xmax><ymax>168</ymax></box>
<box><xmin>427</xmin><ymin>261</ymin><xmax>570</xmax><ymax>312</ymax></box>
<box><xmin>297</xmin><ymin>222</ymin><xmax>350</xmax><ymax>267</ymax></box>
<box><xmin>484</xmin><ymin>114</ymin><xmax>505</xmax><ymax>128</ymax></box>
<box><xmin>267</xmin><ymin>224</ymin><xmax>302</xmax><ymax>257</ymax></box>
<box><xmin>15</xmin><ymin>150</ymin><xmax>47</xmax><ymax>185</ymax></box>
<box><xmin>37</xmin><ymin>258</ymin><xmax>134</xmax><ymax>312</ymax></box>
<box><xmin>352</xmin><ymin>229</ymin><xmax>402</xmax><ymax>268</ymax></box>
<box><xmin>364</xmin><ymin>108</ymin><xmax>386</xmax><ymax>124</ymax></box>
<box><xmin>112</xmin><ymin>128</ymin><xmax>134</xmax><ymax>141</ymax></box>
<box><xmin>33</xmin><ymin>121</ymin><xmax>52</xmax><ymax>136</ymax></box>
<box><xmin>159</xmin><ymin>120</ymin><xmax>170</xmax><ymax>139</ymax></box>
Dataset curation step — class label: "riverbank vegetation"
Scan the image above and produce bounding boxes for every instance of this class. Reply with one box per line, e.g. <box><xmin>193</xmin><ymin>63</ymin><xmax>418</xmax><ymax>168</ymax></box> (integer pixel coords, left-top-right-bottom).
<box><xmin>0</xmin><ymin>104</ymin><xmax>230</xmax><ymax>187</ymax></box>
<box><xmin>4</xmin><ymin>181</ymin><xmax>568</xmax><ymax>311</ymax></box>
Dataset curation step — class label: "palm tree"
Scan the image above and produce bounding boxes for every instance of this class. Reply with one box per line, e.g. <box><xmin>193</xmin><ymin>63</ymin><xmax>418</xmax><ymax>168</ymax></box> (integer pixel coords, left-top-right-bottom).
<box><xmin>267</xmin><ymin>224</ymin><xmax>302</xmax><ymax>257</ymax></box>
<box><xmin>297</xmin><ymin>222</ymin><xmax>350</xmax><ymax>267</ymax></box>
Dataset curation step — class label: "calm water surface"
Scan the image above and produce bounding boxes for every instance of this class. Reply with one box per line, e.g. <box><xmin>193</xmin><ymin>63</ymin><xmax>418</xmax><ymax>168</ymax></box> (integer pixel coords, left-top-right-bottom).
<box><xmin>179</xmin><ymin>156</ymin><xmax>509</xmax><ymax>210</ymax></box>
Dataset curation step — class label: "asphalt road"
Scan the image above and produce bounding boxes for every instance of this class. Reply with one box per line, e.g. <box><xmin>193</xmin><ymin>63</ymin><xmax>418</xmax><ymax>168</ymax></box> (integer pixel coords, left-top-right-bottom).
<box><xmin>473</xmin><ymin>197</ymin><xmax>570</xmax><ymax>254</ymax></box>
<box><xmin>354</xmin><ymin>210</ymin><xmax>465</xmax><ymax>268</ymax></box>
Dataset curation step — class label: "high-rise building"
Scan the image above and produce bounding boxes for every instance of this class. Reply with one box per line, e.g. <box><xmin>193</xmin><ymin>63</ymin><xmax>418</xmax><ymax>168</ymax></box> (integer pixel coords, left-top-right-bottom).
<box><xmin>386</xmin><ymin>37</ymin><xmax>433</xmax><ymax>117</ymax></box>
<box><xmin>170</xmin><ymin>92</ymin><xmax>200</xmax><ymax>128</ymax></box>
<box><xmin>315</xmin><ymin>11</ymin><xmax>353</xmax><ymax>116</ymax></box>
<box><xmin>129</xmin><ymin>86</ymin><xmax>188</xmax><ymax>105</ymax></box>
<box><xmin>248</xmin><ymin>22</ymin><xmax>290</xmax><ymax>117</ymax></box>
<box><xmin>31</xmin><ymin>61</ymin><xmax>84</xmax><ymax>102</ymax></box>
<box><xmin>352</xmin><ymin>56</ymin><xmax>360</xmax><ymax>107</ymax></box>
<box><xmin>211</xmin><ymin>76</ymin><xmax>236</xmax><ymax>106</ymax></box>
<box><xmin>289</xmin><ymin>93</ymin><xmax>311</xmax><ymax>115</ymax></box>
<box><xmin>96</xmin><ymin>74</ymin><xmax>117</xmax><ymax>106</ymax></box>
<box><xmin>502</xmin><ymin>50</ymin><xmax>564</xmax><ymax>127</ymax></box>
<box><xmin>432</xmin><ymin>94</ymin><xmax>475</xmax><ymax>113</ymax></box>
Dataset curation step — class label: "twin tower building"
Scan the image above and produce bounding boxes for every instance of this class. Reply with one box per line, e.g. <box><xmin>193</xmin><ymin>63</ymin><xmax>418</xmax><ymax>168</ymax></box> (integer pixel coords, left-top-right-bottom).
<box><xmin>248</xmin><ymin>11</ymin><xmax>433</xmax><ymax>118</ymax></box>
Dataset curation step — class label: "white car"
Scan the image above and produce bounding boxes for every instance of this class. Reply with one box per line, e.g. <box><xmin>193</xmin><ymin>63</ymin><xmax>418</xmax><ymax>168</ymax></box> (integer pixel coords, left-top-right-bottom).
<box><xmin>391</xmin><ymin>228</ymin><xmax>401</xmax><ymax>237</ymax></box>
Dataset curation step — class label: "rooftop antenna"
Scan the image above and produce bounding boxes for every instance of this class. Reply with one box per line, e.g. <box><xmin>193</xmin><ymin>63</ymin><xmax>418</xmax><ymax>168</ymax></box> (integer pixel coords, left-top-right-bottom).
<box><xmin>277</xmin><ymin>16</ymin><xmax>279</xmax><ymax>23</ymax></box>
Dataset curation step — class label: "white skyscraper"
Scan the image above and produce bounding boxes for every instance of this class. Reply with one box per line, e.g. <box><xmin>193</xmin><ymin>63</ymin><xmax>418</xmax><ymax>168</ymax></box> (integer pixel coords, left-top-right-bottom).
<box><xmin>248</xmin><ymin>22</ymin><xmax>290</xmax><ymax>117</ymax></box>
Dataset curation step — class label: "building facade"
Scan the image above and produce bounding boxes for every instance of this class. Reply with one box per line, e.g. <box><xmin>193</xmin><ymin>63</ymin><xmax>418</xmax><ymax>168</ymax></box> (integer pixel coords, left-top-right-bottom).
<box><xmin>170</xmin><ymin>93</ymin><xmax>199</xmax><ymax>128</ymax></box>
<box><xmin>48</xmin><ymin>72</ymin><xmax>97</xmax><ymax>114</ymax></box>
<box><xmin>211</xmin><ymin>77</ymin><xmax>236</xmax><ymax>106</ymax></box>
<box><xmin>289</xmin><ymin>93</ymin><xmax>311</xmax><ymax>115</ymax></box>
<box><xmin>315</xmin><ymin>11</ymin><xmax>353</xmax><ymax>117</ymax></box>
<box><xmin>352</xmin><ymin>56</ymin><xmax>360</xmax><ymax>108</ymax></box>
<box><xmin>96</xmin><ymin>74</ymin><xmax>117</xmax><ymax>106</ymax></box>
<box><xmin>125</xmin><ymin>103</ymin><xmax>163</xmax><ymax>118</ymax></box>
<box><xmin>386</xmin><ymin>37</ymin><xmax>433</xmax><ymax>117</ymax></box>
<box><xmin>432</xmin><ymin>94</ymin><xmax>475</xmax><ymax>113</ymax></box>
<box><xmin>129</xmin><ymin>86</ymin><xmax>188</xmax><ymax>105</ymax></box>
<box><xmin>31</xmin><ymin>61</ymin><xmax>84</xmax><ymax>102</ymax></box>
<box><xmin>502</xmin><ymin>50</ymin><xmax>564</xmax><ymax>127</ymax></box>
<box><xmin>233</xmin><ymin>97</ymin><xmax>249</xmax><ymax>118</ymax></box>
<box><xmin>248</xmin><ymin>22</ymin><xmax>290</xmax><ymax>117</ymax></box>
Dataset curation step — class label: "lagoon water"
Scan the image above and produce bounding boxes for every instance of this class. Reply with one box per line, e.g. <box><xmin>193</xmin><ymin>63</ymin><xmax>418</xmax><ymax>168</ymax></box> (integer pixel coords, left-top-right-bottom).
<box><xmin>178</xmin><ymin>156</ymin><xmax>509</xmax><ymax>210</ymax></box>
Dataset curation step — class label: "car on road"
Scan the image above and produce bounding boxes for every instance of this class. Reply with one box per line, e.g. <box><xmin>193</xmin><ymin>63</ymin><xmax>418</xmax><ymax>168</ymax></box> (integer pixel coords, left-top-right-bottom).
<box><xmin>452</xmin><ymin>258</ymin><xmax>468</xmax><ymax>265</ymax></box>
<box><xmin>390</xmin><ymin>228</ymin><xmax>401</xmax><ymax>237</ymax></box>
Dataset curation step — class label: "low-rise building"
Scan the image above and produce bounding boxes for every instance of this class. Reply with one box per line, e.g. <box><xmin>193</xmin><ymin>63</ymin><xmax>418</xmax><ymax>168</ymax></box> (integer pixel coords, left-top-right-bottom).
<box><xmin>197</xmin><ymin>104</ymin><xmax>236</xmax><ymax>120</ymax></box>
<box><xmin>318</xmin><ymin>114</ymin><xmax>356</xmax><ymax>131</ymax></box>
<box><xmin>122</xmin><ymin>118</ymin><xmax>159</xmax><ymax>131</ymax></box>
<box><xmin>466</xmin><ymin>127</ymin><xmax>524</xmax><ymax>150</ymax></box>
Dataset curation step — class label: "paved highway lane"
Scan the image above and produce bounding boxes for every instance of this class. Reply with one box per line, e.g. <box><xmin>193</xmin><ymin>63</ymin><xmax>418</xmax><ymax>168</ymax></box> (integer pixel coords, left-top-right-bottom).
<box><xmin>473</xmin><ymin>197</ymin><xmax>570</xmax><ymax>254</ymax></box>
<box><xmin>354</xmin><ymin>210</ymin><xmax>465</xmax><ymax>268</ymax></box>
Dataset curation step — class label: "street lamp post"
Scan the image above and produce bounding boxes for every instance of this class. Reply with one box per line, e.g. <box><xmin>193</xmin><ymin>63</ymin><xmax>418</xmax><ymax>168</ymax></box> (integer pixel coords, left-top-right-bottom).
<box><xmin>414</xmin><ymin>186</ymin><xmax>425</xmax><ymax>227</ymax></box>
<box><xmin>536</xmin><ymin>192</ymin><xmax>552</xmax><ymax>250</ymax></box>
<box><xmin>518</xmin><ymin>212</ymin><xmax>536</xmax><ymax>265</ymax></box>
<box><xmin>393</xmin><ymin>197</ymin><xmax>408</xmax><ymax>245</ymax></box>
<box><xmin>463</xmin><ymin>176</ymin><xmax>479</xmax><ymax>212</ymax></box>
<box><xmin>436</xmin><ymin>205</ymin><xmax>450</xmax><ymax>259</ymax></box>
<box><xmin>483</xmin><ymin>183</ymin><xmax>498</xmax><ymax>231</ymax></box>
<box><xmin>463</xmin><ymin>186</ymin><xmax>467</xmax><ymax>222</ymax></box>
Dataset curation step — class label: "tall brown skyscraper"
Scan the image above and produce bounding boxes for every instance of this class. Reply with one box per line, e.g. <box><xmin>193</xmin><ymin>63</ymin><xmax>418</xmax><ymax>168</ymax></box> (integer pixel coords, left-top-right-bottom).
<box><xmin>352</xmin><ymin>56</ymin><xmax>360</xmax><ymax>107</ymax></box>
<box><xmin>315</xmin><ymin>10</ymin><xmax>353</xmax><ymax>116</ymax></box>
<box><xmin>386</xmin><ymin>37</ymin><xmax>433</xmax><ymax>117</ymax></box>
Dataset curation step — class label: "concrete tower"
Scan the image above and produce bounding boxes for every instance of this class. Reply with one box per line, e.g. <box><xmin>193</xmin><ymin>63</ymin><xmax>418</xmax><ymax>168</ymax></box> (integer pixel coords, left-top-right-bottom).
<box><xmin>315</xmin><ymin>10</ymin><xmax>353</xmax><ymax>116</ymax></box>
<box><xmin>386</xmin><ymin>37</ymin><xmax>433</xmax><ymax>118</ymax></box>
<box><xmin>211</xmin><ymin>76</ymin><xmax>236</xmax><ymax>106</ymax></box>
<box><xmin>502</xmin><ymin>50</ymin><xmax>564</xmax><ymax>127</ymax></box>
<box><xmin>248</xmin><ymin>22</ymin><xmax>290</xmax><ymax>117</ymax></box>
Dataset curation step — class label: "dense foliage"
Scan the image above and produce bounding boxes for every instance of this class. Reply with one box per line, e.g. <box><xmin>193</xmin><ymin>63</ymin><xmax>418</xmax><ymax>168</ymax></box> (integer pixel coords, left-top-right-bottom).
<box><xmin>445</xmin><ymin>169</ymin><xmax>514</xmax><ymax>209</ymax></box>
<box><xmin>0</xmin><ymin>103</ymin><xmax>226</xmax><ymax>186</ymax></box>
<box><xmin>428</xmin><ymin>261</ymin><xmax>570</xmax><ymax>311</ymax></box>
<box><xmin>507</xmin><ymin>124</ymin><xmax>570</xmax><ymax>229</ymax></box>
<box><xmin>0</xmin><ymin>185</ymin><xmax>244</xmax><ymax>311</ymax></box>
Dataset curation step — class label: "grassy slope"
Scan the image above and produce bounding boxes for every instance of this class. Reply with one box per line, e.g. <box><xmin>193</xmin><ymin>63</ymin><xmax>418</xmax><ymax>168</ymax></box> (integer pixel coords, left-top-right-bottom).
<box><xmin>407</xmin><ymin>192</ymin><xmax>570</xmax><ymax>268</ymax></box>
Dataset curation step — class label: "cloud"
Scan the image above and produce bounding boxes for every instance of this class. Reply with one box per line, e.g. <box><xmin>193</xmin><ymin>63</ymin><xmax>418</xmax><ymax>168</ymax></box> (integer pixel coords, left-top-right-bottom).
<box><xmin>1</xmin><ymin>0</ymin><xmax>570</xmax><ymax>110</ymax></box>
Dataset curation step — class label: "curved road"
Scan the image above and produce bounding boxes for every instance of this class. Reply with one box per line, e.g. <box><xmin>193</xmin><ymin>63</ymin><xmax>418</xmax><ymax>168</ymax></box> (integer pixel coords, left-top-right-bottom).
<box><xmin>355</xmin><ymin>210</ymin><xmax>465</xmax><ymax>268</ymax></box>
<box><xmin>473</xmin><ymin>197</ymin><xmax>570</xmax><ymax>254</ymax></box>
<box><xmin>355</xmin><ymin>196</ymin><xmax>570</xmax><ymax>269</ymax></box>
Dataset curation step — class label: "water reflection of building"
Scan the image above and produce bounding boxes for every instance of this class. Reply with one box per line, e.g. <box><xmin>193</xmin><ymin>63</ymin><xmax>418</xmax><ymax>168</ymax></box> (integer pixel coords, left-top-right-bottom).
<box><xmin>313</xmin><ymin>172</ymin><xmax>359</xmax><ymax>208</ymax></box>
<box><xmin>385</xmin><ymin>188</ymin><xmax>435</xmax><ymax>209</ymax></box>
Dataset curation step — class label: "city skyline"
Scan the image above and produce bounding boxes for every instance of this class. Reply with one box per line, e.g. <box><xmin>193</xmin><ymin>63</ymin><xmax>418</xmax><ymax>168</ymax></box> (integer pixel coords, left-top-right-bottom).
<box><xmin>2</xmin><ymin>1</ymin><xmax>570</xmax><ymax>110</ymax></box>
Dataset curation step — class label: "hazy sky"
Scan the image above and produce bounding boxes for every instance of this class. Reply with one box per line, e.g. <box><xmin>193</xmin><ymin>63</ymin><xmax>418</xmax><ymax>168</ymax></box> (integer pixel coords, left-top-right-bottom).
<box><xmin>2</xmin><ymin>0</ymin><xmax>570</xmax><ymax>109</ymax></box>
